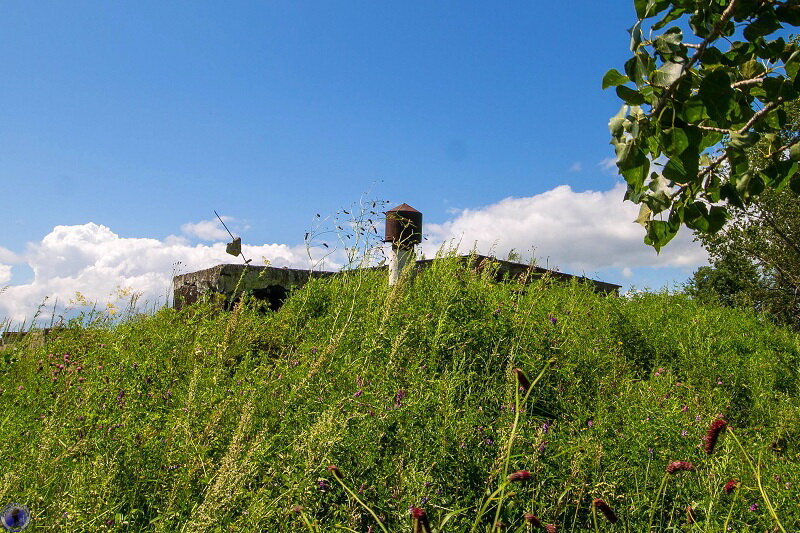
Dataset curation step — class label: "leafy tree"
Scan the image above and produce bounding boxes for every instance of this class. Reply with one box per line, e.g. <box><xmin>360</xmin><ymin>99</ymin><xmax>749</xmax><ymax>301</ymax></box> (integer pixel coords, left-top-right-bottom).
<box><xmin>607</xmin><ymin>0</ymin><xmax>800</xmax><ymax>250</ymax></box>
<box><xmin>687</xmin><ymin>99</ymin><xmax>800</xmax><ymax>327</ymax></box>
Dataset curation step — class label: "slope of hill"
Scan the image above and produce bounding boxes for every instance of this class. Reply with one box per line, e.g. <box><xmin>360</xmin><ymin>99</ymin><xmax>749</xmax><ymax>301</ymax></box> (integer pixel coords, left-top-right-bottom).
<box><xmin>1</xmin><ymin>255</ymin><xmax>798</xmax><ymax>531</ymax></box>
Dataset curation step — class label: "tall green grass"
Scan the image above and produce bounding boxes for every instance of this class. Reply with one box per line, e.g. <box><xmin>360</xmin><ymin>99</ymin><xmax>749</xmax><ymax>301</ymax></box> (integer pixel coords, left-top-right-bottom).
<box><xmin>1</xmin><ymin>254</ymin><xmax>799</xmax><ymax>531</ymax></box>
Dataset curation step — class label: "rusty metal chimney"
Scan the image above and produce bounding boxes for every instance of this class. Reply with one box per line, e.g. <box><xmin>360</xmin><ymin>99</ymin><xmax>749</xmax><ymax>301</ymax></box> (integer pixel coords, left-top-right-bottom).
<box><xmin>384</xmin><ymin>203</ymin><xmax>422</xmax><ymax>285</ymax></box>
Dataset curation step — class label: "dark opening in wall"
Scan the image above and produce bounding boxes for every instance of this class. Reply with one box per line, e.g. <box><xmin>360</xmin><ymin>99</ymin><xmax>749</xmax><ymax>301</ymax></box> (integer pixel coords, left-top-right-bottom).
<box><xmin>251</xmin><ymin>284</ymin><xmax>289</xmax><ymax>311</ymax></box>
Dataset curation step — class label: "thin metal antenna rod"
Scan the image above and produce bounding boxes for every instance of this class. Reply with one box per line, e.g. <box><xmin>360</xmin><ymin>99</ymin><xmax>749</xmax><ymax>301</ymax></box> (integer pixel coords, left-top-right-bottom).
<box><xmin>214</xmin><ymin>210</ymin><xmax>236</xmax><ymax>241</ymax></box>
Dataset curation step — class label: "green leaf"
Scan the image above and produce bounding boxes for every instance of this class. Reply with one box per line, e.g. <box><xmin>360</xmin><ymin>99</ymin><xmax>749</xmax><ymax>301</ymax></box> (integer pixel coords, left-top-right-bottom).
<box><xmin>616</xmin><ymin>85</ymin><xmax>646</xmax><ymax>105</ymax></box>
<box><xmin>652</xmin><ymin>7</ymin><xmax>686</xmax><ymax>31</ymax></box>
<box><xmin>790</xmin><ymin>176</ymin><xmax>800</xmax><ymax>195</ymax></box>
<box><xmin>683</xmin><ymin>202</ymin><xmax>726</xmax><ymax>233</ymax></box>
<box><xmin>663</xmin><ymin>127</ymin><xmax>689</xmax><ymax>156</ymax></box>
<box><xmin>790</xmin><ymin>143</ymin><xmax>800</xmax><ymax>161</ymax></box>
<box><xmin>728</xmin><ymin>131</ymin><xmax>760</xmax><ymax>150</ymax></box>
<box><xmin>602</xmin><ymin>69</ymin><xmax>630</xmax><ymax>89</ymax></box>
<box><xmin>682</xmin><ymin>96</ymin><xmax>706</xmax><ymax>123</ymax></box>
<box><xmin>629</xmin><ymin>20</ymin><xmax>643</xmax><ymax>52</ymax></box>
<box><xmin>700</xmin><ymin>46</ymin><xmax>724</xmax><ymax>66</ymax></box>
<box><xmin>740</xmin><ymin>59</ymin><xmax>766</xmax><ymax>80</ymax></box>
<box><xmin>616</xmin><ymin>140</ymin><xmax>650</xmax><ymax>190</ymax></box>
<box><xmin>720</xmin><ymin>182</ymin><xmax>744</xmax><ymax>209</ymax></box>
<box><xmin>634</xmin><ymin>203</ymin><xmax>652</xmax><ymax>227</ymax></box>
<box><xmin>644</xmin><ymin>219</ymin><xmax>678</xmax><ymax>252</ymax></box>
<box><xmin>744</xmin><ymin>10</ymin><xmax>782</xmax><ymax>42</ymax></box>
<box><xmin>699</xmin><ymin>131</ymin><xmax>723</xmax><ymax>151</ymax></box>
<box><xmin>650</xmin><ymin>61</ymin><xmax>683</xmax><ymax>87</ymax></box>
<box><xmin>700</xmin><ymin>70</ymin><xmax>734</xmax><ymax>123</ymax></box>
<box><xmin>776</xmin><ymin>5</ymin><xmax>800</xmax><ymax>25</ymax></box>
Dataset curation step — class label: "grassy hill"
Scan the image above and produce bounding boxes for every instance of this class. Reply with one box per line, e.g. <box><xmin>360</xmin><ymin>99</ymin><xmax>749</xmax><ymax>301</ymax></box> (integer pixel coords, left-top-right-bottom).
<box><xmin>1</xmin><ymin>255</ymin><xmax>799</xmax><ymax>531</ymax></box>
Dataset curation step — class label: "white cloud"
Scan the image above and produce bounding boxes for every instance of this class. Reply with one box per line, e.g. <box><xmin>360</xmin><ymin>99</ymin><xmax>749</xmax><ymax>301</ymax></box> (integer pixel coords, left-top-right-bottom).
<box><xmin>0</xmin><ymin>223</ymin><xmax>334</xmax><ymax>323</ymax></box>
<box><xmin>181</xmin><ymin>216</ymin><xmax>237</xmax><ymax>241</ymax></box>
<box><xmin>422</xmin><ymin>183</ymin><xmax>707</xmax><ymax>274</ymax></box>
<box><xmin>0</xmin><ymin>184</ymin><xmax>710</xmax><ymax>323</ymax></box>
<box><xmin>0</xmin><ymin>264</ymin><xmax>11</xmax><ymax>285</ymax></box>
<box><xmin>0</xmin><ymin>246</ymin><xmax>19</xmax><ymax>264</ymax></box>
<box><xmin>568</xmin><ymin>162</ymin><xmax>583</xmax><ymax>172</ymax></box>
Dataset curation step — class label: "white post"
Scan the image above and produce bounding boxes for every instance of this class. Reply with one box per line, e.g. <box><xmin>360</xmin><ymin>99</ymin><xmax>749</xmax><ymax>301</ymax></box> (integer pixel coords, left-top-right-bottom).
<box><xmin>388</xmin><ymin>245</ymin><xmax>413</xmax><ymax>286</ymax></box>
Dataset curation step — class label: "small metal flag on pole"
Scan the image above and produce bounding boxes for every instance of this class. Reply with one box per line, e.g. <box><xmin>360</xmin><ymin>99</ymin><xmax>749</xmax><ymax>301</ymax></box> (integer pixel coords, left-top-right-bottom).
<box><xmin>215</xmin><ymin>210</ymin><xmax>251</xmax><ymax>264</ymax></box>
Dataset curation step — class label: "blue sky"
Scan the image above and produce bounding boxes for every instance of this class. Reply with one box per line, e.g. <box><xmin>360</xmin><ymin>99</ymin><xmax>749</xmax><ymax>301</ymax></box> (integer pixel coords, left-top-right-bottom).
<box><xmin>0</xmin><ymin>2</ymin><xmax>708</xmax><ymax>322</ymax></box>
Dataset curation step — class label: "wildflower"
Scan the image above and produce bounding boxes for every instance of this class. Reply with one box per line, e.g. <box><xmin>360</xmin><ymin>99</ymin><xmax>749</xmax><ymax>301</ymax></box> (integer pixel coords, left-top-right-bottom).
<box><xmin>507</xmin><ymin>470</ymin><xmax>531</xmax><ymax>482</ymax></box>
<box><xmin>538</xmin><ymin>441</ymin><xmax>547</xmax><ymax>453</ymax></box>
<box><xmin>587</xmin><ymin>419</ymin><xmax>593</xmax><ymax>428</ymax></box>
<box><xmin>545</xmin><ymin>525</ymin><xmax>557</xmax><ymax>533</ymax></box>
<box><xmin>723</xmin><ymin>480</ymin><xmax>738</xmax><ymax>494</ymax></box>
<box><xmin>704</xmin><ymin>419</ymin><xmax>727</xmax><ymax>454</ymax></box>
<box><xmin>549</xmin><ymin>316</ymin><xmax>557</xmax><ymax>325</ymax></box>
<box><xmin>317</xmin><ymin>480</ymin><xmax>329</xmax><ymax>492</ymax></box>
<box><xmin>512</xmin><ymin>368</ymin><xmax>531</xmax><ymax>392</ymax></box>
<box><xmin>749</xmin><ymin>503</ymin><xmax>758</xmax><ymax>512</ymax></box>
<box><xmin>681</xmin><ymin>430</ymin><xmax>689</xmax><ymax>437</ymax></box>
<box><xmin>666</xmin><ymin>461</ymin><xmax>694</xmax><ymax>474</ymax></box>
<box><xmin>353</xmin><ymin>390</ymin><xmax>363</xmax><ymax>397</ymax></box>
<box><xmin>327</xmin><ymin>464</ymin><xmax>342</xmax><ymax>479</ymax></box>
<box><xmin>593</xmin><ymin>499</ymin><xmax>618</xmax><ymax>524</ymax></box>
<box><xmin>541</xmin><ymin>421</ymin><xmax>550</xmax><ymax>433</ymax></box>
<box><xmin>524</xmin><ymin>513</ymin><xmax>542</xmax><ymax>527</ymax></box>
<box><xmin>410</xmin><ymin>507</ymin><xmax>432</xmax><ymax>533</ymax></box>
<box><xmin>681</xmin><ymin>405</ymin><xmax>689</xmax><ymax>412</ymax></box>
<box><xmin>394</xmin><ymin>389</ymin><xmax>407</xmax><ymax>407</ymax></box>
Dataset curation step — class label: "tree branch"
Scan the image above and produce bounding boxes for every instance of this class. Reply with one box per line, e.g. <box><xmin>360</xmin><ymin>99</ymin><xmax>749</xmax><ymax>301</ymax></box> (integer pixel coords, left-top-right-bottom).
<box><xmin>731</xmin><ymin>77</ymin><xmax>765</xmax><ymax>88</ymax></box>
<box><xmin>650</xmin><ymin>0</ymin><xmax>739</xmax><ymax>118</ymax></box>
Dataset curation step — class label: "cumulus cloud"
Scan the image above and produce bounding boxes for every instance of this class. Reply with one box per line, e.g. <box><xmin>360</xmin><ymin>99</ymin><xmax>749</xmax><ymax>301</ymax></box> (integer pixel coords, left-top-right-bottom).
<box><xmin>0</xmin><ymin>223</ymin><xmax>331</xmax><ymax>323</ymax></box>
<box><xmin>180</xmin><ymin>216</ymin><xmax>249</xmax><ymax>241</ymax></box>
<box><xmin>0</xmin><ymin>264</ymin><xmax>11</xmax><ymax>285</ymax></box>
<box><xmin>0</xmin><ymin>184</ymin><xmax>709</xmax><ymax>323</ymax></box>
<box><xmin>422</xmin><ymin>183</ymin><xmax>707</xmax><ymax>273</ymax></box>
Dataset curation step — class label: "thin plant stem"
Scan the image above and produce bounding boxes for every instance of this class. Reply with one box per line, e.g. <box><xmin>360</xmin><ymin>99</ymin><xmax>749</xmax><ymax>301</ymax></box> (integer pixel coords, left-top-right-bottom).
<box><xmin>648</xmin><ymin>473</ymin><xmax>670</xmax><ymax>532</ymax></box>
<box><xmin>727</xmin><ymin>428</ymin><xmax>785</xmax><ymax>533</ymax></box>
<box><xmin>330</xmin><ymin>474</ymin><xmax>390</xmax><ymax>533</ymax></box>
<box><xmin>486</xmin><ymin>361</ymin><xmax>551</xmax><ymax>532</ymax></box>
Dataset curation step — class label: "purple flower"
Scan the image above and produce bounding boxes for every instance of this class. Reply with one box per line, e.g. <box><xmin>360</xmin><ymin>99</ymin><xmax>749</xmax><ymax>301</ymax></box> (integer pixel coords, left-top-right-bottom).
<box><xmin>681</xmin><ymin>405</ymin><xmax>689</xmax><ymax>412</ymax></box>
<box><xmin>353</xmin><ymin>390</ymin><xmax>363</xmax><ymax>397</ymax></box>
<box><xmin>587</xmin><ymin>419</ymin><xmax>593</xmax><ymax>428</ymax></box>
<box><xmin>541</xmin><ymin>421</ymin><xmax>550</xmax><ymax>433</ymax></box>
<box><xmin>549</xmin><ymin>316</ymin><xmax>557</xmax><ymax>325</ymax></box>
<box><xmin>749</xmin><ymin>503</ymin><xmax>758</xmax><ymax>512</ymax></box>
<box><xmin>538</xmin><ymin>441</ymin><xmax>547</xmax><ymax>453</ymax></box>
<box><xmin>394</xmin><ymin>389</ymin><xmax>407</xmax><ymax>407</ymax></box>
<box><xmin>681</xmin><ymin>430</ymin><xmax>689</xmax><ymax>437</ymax></box>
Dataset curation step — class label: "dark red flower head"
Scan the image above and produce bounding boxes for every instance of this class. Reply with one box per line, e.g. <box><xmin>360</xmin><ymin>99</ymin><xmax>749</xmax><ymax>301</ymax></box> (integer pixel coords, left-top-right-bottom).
<box><xmin>410</xmin><ymin>507</ymin><xmax>432</xmax><ymax>533</ymax></box>
<box><xmin>545</xmin><ymin>525</ymin><xmax>557</xmax><ymax>533</ymax></box>
<box><xmin>704</xmin><ymin>419</ymin><xmax>727</xmax><ymax>454</ymax></box>
<box><xmin>666</xmin><ymin>460</ymin><xmax>694</xmax><ymax>474</ymax></box>
<box><xmin>723</xmin><ymin>480</ymin><xmax>739</xmax><ymax>494</ymax></box>
<box><xmin>512</xmin><ymin>368</ymin><xmax>531</xmax><ymax>392</ymax></box>
<box><xmin>327</xmin><ymin>465</ymin><xmax>343</xmax><ymax>479</ymax></box>
<box><xmin>507</xmin><ymin>470</ymin><xmax>532</xmax><ymax>482</ymax></box>
<box><xmin>592</xmin><ymin>498</ymin><xmax>619</xmax><ymax>524</ymax></box>
<box><xmin>523</xmin><ymin>513</ymin><xmax>542</xmax><ymax>527</ymax></box>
